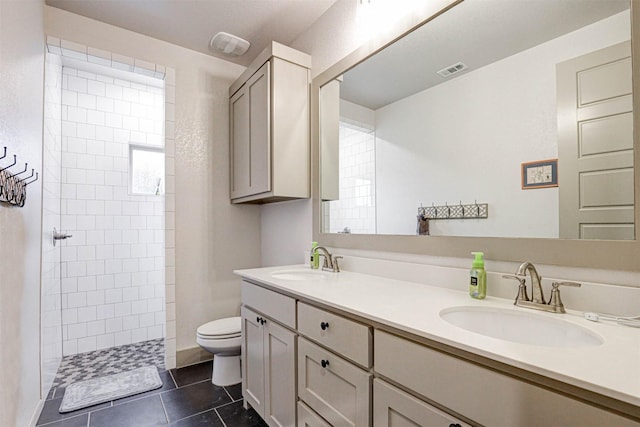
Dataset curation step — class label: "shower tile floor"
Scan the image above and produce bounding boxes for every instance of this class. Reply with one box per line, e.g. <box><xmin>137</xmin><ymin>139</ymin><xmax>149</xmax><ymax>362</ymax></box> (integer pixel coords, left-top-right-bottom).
<box><xmin>51</xmin><ymin>339</ymin><xmax>165</xmax><ymax>389</ymax></box>
<box><xmin>38</xmin><ymin>340</ymin><xmax>266</xmax><ymax>426</ymax></box>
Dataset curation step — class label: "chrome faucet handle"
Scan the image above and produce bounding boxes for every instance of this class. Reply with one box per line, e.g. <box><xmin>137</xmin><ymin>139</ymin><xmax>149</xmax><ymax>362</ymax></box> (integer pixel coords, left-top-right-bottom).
<box><xmin>332</xmin><ymin>256</ymin><xmax>343</xmax><ymax>273</ymax></box>
<box><xmin>548</xmin><ymin>281</ymin><xmax>581</xmax><ymax>313</ymax></box>
<box><xmin>502</xmin><ymin>274</ymin><xmax>529</xmax><ymax>304</ymax></box>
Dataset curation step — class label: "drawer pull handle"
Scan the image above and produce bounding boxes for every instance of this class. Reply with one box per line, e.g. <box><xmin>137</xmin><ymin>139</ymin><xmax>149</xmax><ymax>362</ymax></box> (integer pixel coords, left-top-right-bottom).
<box><xmin>320</xmin><ymin>321</ymin><xmax>329</xmax><ymax>330</ymax></box>
<box><xmin>320</xmin><ymin>359</ymin><xmax>330</xmax><ymax>368</ymax></box>
<box><xmin>449</xmin><ymin>424</ymin><xmax>462</xmax><ymax>427</ymax></box>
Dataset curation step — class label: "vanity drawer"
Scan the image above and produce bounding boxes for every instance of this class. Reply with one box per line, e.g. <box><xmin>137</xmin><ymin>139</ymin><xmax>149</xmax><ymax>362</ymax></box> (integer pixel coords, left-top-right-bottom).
<box><xmin>374</xmin><ymin>379</ymin><xmax>470</xmax><ymax>427</ymax></box>
<box><xmin>298</xmin><ymin>401</ymin><xmax>332</xmax><ymax>427</ymax></box>
<box><xmin>298</xmin><ymin>302</ymin><xmax>372</xmax><ymax>367</ymax></box>
<box><xmin>375</xmin><ymin>330</ymin><xmax>640</xmax><ymax>427</ymax></box>
<box><xmin>298</xmin><ymin>337</ymin><xmax>371</xmax><ymax>427</ymax></box>
<box><xmin>241</xmin><ymin>280</ymin><xmax>296</xmax><ymax>328</ymax></box>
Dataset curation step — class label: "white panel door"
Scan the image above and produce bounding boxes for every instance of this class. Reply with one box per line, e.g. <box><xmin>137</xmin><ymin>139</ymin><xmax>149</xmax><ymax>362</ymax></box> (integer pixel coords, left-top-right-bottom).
<box><xmin>557</xmin><ymin>41</ymin><xmax>634</xmax><ymax>239</ymax></box>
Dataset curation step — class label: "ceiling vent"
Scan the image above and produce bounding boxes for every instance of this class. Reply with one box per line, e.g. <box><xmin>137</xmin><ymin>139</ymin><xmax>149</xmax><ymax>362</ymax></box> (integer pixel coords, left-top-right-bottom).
<box><xmin>209</xmin><ymin>32</ymin><xmax>250</xmax><ymax>57</ymax></box>
<box><xmin>437</xmin><ymin>62</ymin><xmax>468</xmax><ymax>78</ymax></box>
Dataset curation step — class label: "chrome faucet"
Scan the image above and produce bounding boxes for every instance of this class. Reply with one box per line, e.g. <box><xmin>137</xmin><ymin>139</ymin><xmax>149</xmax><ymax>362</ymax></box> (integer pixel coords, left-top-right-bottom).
<box><xmin>314</xmin><ymin>246</ymin><xmax>342</xmax><ymax>272</ymax></box>
<box><xmin>503</xmin><ymin>261</ymin><xmax>581</xmax><ymax>314</ymax></box>
<box><xmin>516</xmin><ymin>261</ymin><xmax>544</xmax><ymax>304</ymax></box>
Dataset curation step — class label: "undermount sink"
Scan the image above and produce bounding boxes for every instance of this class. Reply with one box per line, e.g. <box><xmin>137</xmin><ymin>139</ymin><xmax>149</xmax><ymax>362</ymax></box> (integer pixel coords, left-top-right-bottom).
<box><xmin>271</xmin><ymin>269</ymin><xmax>332</xmax><ymax>281</ymax></box>
<box><xmin>440</xmin><ymin>306</ymin><xmax>603</xmax><ymax>348</ymax></box>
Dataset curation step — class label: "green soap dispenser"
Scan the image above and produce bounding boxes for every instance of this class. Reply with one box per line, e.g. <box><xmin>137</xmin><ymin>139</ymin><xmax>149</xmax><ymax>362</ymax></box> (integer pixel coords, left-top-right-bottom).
<box><xmin>310</xmin><ymin>242</ymin><xmax>319</xmax><ymax>269</ymax></box>
<box><xmin>469</xmin><ymin>252</ymin><xmax>486</xmax><ymax>299</ymax></box>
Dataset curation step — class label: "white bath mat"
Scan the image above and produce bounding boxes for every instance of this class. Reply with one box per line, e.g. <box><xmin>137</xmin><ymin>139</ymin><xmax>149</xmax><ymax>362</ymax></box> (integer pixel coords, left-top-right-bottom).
<box><xmin>59</xmin><ymin>366</ymin><xmax>162</xmax><ymax>413</ymax></box>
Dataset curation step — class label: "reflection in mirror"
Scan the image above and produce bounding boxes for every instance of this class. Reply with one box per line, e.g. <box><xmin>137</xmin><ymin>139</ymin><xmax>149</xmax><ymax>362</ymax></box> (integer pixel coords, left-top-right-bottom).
<box><xmin>320</xmin><ymin>0</ymin><xmax>634</xmax><ymax>240</ymax></box>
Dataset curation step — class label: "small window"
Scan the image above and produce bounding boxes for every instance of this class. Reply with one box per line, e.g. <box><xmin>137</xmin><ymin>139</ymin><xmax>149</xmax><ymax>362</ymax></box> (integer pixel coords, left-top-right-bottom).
<box><xmin>129</xmin><ymin>145</ymin><xmax>164</xmax><ymax>195</ymax></box>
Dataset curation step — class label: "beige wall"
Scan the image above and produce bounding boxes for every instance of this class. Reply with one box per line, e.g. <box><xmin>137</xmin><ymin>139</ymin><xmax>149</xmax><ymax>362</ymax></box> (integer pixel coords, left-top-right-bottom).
<box><xmin>0</xmin><ymin>1</ymin><xmax>45</xmax><ymax>425</ymax></box>
<box><xmin>44</xmin><ymin>7</ymin><xmax>262</xmax><ymax>358</ymax></box>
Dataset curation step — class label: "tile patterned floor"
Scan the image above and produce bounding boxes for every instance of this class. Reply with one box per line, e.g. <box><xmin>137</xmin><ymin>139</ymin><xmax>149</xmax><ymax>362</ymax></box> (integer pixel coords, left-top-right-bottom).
<box><xmin>39</xmin><ymin>341</ymin><xmax>267</xmax><ymax>426</ymax></box>
<box><xmin>52</xmin><ymin>339</ymin><xmax>165</xmax><ymax>388</ymax></box>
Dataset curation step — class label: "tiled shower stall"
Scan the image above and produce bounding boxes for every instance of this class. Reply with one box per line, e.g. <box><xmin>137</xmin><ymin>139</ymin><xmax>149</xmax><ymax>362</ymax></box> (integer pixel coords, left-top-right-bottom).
<box><xmin>40</xmin><ymin>38</ymin><xmax>178</xmax><ymax>398</ymax></box>
<box><xmin>59</xmin><ymin>66</ymin><xmax>165</xmax><ymax>355</ymax></box>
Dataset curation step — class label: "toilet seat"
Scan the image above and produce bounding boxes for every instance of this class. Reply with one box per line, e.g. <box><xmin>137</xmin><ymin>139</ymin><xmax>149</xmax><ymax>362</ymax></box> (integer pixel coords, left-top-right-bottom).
<box><xmin>197</xmin><ymin>316</ymin><xmax>241</xmax><ymax>339</ymax></box>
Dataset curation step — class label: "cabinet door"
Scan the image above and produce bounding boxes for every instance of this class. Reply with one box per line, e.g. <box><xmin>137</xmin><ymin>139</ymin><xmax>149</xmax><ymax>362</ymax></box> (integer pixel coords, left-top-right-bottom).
<box><xmin>230</xmin><ymin>88</ymin><xmax>250</xmax><ymax>198</ymax></box>
<box><xmin>242</xmin><ymin>307</ymin><xmax>265</xmax><ymax>415</ymax></box>
<box><xmin>374</xmin><ymin>379</ymin><xmax>469</xmax><ymax>427</ymax></box>
<box><xmin>298</xmin><ymin>337</ymin><xmax>371</xmax><ymax>427</ymax></box>
<box><xmin>264</xmin><ymin>319</ymin><xmax>296</xmax><ymax>427</ymax></box>
<box><xmin>248</xmin><ymin>61</ymin><xmax>271</xmax><ymax>195</ymax></box>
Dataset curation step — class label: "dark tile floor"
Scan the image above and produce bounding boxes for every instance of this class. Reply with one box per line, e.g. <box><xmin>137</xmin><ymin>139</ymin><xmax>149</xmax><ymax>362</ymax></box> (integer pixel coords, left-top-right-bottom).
<box><xmin>37</xmin><ymin>360</ymin><xmax>268</xmax><ymax>426</ymax></box>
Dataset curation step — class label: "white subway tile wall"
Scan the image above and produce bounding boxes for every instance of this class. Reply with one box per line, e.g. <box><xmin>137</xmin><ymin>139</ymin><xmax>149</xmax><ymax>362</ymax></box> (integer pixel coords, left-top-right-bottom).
<box><xmin>60</xmin><ymin>66</ymin><xmax>165</xmax><ymax>356</ymax></box>
<box><xmin>325</xmin><ymin>122</ymin><xmax>377</xmax><ymax>234</ymax></box>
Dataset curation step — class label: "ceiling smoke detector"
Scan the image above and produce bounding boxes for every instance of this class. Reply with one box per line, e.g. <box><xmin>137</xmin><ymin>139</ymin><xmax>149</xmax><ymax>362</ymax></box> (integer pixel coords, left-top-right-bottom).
<box><xmin>437</xmin><ymin>62</ymin><xmax>468</xmax><ymax>78</ymax></box>
<box><xmin>209</xmin><ymin>32</ymin><xmax>250</xmax><ymax>57</ymax></box>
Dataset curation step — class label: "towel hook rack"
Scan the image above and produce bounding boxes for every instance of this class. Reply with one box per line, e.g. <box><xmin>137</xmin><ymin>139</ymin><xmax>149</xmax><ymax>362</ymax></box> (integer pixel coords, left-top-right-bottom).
<box><xmin>0</xmin><ymin>147</ymin><xmax>38</xmax><ymax>207</ymax></box>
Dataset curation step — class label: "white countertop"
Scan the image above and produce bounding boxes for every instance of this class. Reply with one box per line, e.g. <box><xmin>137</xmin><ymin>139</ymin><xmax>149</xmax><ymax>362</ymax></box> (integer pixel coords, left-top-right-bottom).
<box><xmin>235</xmin><ymin>265</ymin><xmax>640</xmax><ymax>408</ymax></box>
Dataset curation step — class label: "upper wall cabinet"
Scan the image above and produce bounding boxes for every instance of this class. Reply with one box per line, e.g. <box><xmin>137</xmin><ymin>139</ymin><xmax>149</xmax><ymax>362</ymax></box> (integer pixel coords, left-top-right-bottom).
<box><xmin>229</xmin><ymin>42</ymin><xmax>311</xmax><ymax>204</ymax></box>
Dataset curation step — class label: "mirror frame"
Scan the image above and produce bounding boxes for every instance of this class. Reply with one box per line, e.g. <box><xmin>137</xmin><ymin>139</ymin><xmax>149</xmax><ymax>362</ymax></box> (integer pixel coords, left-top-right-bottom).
<box><xmin>312</xmin><ymin>0</ymin><xmax>640</xmax><ymax>272</ymax></box>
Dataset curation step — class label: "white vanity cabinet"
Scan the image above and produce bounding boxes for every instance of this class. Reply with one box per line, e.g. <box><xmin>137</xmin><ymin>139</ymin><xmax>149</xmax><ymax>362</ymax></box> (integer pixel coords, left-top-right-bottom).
<box><xmin>241</xmin><ymin>281</ymin><xmax>296</xmax><ymax>427</ymax></box>
<box><xmin>229</xmin><ymin>41</ymin><xmax>311</xmax><ymax>204</ymax></box>
<box><xmin>236</xmin><ymin>272</ymin><xmax>640</xmax><ymax>427</ymax></box>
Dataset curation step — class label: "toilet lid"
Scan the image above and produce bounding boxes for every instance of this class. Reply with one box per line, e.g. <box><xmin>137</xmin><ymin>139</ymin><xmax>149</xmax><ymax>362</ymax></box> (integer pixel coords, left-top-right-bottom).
<box><xmin>197</xmin><ymin>316</ymin><xmax>241</xmax><ymax>338</ymax></box>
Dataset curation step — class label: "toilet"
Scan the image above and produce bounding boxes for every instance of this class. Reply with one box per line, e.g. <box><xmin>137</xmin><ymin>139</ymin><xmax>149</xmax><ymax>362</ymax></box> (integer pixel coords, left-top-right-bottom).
<box><xmin>196</xmin><ymin>316</ymin><xmax>242</xmax><ymax>386</ymax></box>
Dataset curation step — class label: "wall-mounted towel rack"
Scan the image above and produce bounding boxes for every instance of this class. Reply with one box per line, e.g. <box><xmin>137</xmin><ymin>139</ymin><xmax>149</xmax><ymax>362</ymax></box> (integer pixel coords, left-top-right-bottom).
<box><xmin>418</xmin><ymin>201</ymin><xmax>488</xmax><ymax>220</ymax></box>
<box><xmin>0</xmin><ymin>147</ymin><xmax>39</xmax><ymax>207</ymax></box>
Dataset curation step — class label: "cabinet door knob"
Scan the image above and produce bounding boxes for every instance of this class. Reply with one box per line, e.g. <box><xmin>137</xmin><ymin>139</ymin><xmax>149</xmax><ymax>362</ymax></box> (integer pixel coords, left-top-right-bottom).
<box><xmin>320</xmin><ymin>359</ymin><xmax>330</xmax><ymax>368</ymax></box>
<box><xmin>449</xmin><ymin>424</ymin><xmax>462</xmax><ymax>427</ymax></box>
<box><xmin>320</xmin><ymin>321</ymin><xmax>329</xmax><ymax>330</ymax></box>
<box><xmin>261</xmin><ymin>318</ymin><xmax>266</xmax><ymax>325</ymax></box>
<box><xmin>256</xmin><ymin>316</ymin><xmax>260</xmax><ymax>323</ymax></box>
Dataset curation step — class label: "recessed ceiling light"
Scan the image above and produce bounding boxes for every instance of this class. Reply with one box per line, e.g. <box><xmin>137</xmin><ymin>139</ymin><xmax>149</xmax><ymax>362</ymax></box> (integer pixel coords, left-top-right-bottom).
<box><xmin>209</xmin><ymin>32</ymin><xmax>250</xmax><ymax>57</ymax></box>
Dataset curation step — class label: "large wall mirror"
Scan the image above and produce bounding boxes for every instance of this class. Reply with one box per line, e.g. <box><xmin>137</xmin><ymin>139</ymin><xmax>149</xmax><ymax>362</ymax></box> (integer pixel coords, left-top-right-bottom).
<box><xmin>312</xmin><ymin>0</ymin><xmax>640</xmax><ymax>271</ymax></box>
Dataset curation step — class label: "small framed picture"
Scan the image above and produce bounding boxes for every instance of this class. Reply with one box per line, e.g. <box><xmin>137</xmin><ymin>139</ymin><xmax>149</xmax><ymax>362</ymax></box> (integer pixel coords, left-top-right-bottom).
<box><xmin>521</xmin><ymin>159</ymin><xmax>558</xmax><ymax>189</ymax></box>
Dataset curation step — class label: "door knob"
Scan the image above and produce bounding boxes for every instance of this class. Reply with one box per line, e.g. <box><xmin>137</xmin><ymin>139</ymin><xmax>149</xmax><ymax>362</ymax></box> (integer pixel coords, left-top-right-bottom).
<box><xmin>53</xmin><ymin>227</ymin><xmax>73</xmax><ymax>246</ymax></box>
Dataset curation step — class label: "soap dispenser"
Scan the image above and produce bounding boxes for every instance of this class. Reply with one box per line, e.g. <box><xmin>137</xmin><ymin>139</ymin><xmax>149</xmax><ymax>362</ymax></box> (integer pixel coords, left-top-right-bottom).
<box><xmin>310</xmin><ymin>242</ymin><xmax>319</xmax><ymax>269</ymax></box>
<box><xmin>469</xmin><ymin>252</ymin><xmax>486</xmax><ymax>299</ymax></box>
